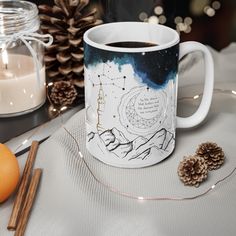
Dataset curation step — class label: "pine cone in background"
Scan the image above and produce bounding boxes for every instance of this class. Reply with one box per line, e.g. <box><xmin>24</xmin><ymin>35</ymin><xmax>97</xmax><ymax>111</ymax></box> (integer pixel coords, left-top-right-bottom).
<box><xmin>38</xmin><ymin>0</ymin><xmax>102</xmax><ymax>96</ymax></box>
<box><xmin>196</xmin><ymin>142</ymin><xmax>225</xmax><ymax>171</ymax></box>
<box><xmin>178</xmin><ymin>155</ymin><xmax>208</xmax><ymax>187</ymax></box>
<box><xmin>49</xmin><ymin>81</ymin><xmax>77</xmax><ymax>106</ymax></box>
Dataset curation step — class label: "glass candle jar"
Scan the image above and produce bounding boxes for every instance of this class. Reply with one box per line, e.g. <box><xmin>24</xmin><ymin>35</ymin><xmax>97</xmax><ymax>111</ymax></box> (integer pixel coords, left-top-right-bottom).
<box><xmin>0</xmin><ymin>0</ymin><xmax>52</xmax><ymax>117</ymax></box>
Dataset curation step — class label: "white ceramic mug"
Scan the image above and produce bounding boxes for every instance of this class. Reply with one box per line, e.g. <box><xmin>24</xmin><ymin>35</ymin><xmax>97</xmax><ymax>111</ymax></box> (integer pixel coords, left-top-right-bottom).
<box><xmin>84</xmin><ymin>22</ymin><xmax>214</xmax><ymax>168</ymax></box>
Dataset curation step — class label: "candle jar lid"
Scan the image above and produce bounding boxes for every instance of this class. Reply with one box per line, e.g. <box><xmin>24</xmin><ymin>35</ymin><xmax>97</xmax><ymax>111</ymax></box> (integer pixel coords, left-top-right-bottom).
<box><xmin>0</xmin><ymin>1</ymin><xmax>52</xmax><ymax>117</ymax></box>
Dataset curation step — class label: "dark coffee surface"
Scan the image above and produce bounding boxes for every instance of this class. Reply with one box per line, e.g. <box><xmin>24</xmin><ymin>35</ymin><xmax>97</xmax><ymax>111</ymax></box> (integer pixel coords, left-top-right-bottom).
<box><xmin>106</xmin><ymin>41</ymin><xmax>157</xmax><ymax>48</ymax></box>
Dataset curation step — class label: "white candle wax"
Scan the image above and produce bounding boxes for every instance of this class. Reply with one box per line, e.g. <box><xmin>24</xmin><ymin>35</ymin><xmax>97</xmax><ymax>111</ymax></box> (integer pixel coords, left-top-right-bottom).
<box><xmin>0</xmin><ymin>54</ymin><xmax>46</xmax><ymax>115</ymax></box>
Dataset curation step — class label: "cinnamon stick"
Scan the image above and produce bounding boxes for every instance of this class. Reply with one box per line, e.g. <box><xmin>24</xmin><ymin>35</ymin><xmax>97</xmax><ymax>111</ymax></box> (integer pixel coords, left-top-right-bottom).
<box><xmin>8</xmin><ymin>141</ymin><xmax>39</xmax><ymax>231</ymax></box>
<box><xmin>14</xmin><ymin>169</ymin><xmax>42</xmax><ymax>236</ymax></box>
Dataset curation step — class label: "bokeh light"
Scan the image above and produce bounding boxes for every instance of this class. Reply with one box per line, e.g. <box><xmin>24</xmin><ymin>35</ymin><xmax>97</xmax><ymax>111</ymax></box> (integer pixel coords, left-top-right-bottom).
<box><xmin>154</xmin><ymin>6</ymin><xmax>163</xmax><ymax>15</ymax></box>
<box><xmin>148</xmin><ymin>15</ymin><xmax>159</xmax><ymax>24</ymax></box>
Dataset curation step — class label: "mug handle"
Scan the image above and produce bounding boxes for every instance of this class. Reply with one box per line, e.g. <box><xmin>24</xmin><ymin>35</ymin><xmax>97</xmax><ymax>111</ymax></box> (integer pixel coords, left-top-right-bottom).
<box><xmin>176</xmin><ymin>41</ymin><xmax>214</xmax><ymax>128</ymax></box>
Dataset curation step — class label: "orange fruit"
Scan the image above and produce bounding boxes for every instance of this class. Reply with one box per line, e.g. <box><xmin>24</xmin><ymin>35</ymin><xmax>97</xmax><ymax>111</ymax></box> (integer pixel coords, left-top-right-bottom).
<box><xmin>0</xmin><ymin>143</ymin><xmax>20</xmax><ymax>203</ymax></box>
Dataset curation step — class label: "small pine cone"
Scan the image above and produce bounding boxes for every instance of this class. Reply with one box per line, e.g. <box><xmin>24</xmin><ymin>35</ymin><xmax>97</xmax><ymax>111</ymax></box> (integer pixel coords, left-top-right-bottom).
<box><xmin>50</xmin><ymin>81</ymin><xmax>77</xmax><ymax>107</ymax></box>
<box><xmin>178</xmin><ymin>155</ymin><xmax>208</xmax><ymax>187</ymax></box>
<box><xmin>196</xmin><ymin>142</ymin><xmax>225</xmax><ymax>170</ymax></box>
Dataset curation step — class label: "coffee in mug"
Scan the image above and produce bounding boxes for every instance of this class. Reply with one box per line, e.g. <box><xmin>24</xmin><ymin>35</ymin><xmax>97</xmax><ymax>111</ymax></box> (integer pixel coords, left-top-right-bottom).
<box><xmin>106</xmin><ymin>41</ymin><xmax>158</xmax><ymax>48</ymax></box>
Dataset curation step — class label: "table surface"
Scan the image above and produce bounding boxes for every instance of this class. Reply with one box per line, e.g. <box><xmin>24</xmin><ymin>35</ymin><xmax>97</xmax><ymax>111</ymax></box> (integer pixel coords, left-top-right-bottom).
<box><xmin>0</xmin><ymin>103</ymin><xmax>50</xmax><ymax>143</ymax></box>
<box><xmin>1</xmin><ymin>44</ymin><xmax>236</xmax><ymax>236</ymax></box>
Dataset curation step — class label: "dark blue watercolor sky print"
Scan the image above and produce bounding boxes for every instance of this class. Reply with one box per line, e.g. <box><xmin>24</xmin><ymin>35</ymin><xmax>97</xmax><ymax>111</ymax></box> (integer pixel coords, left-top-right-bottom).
<box><xmin>84</xmin><ymin>43</ymin><xmax>179</xmax><ymax>89</ymax></box>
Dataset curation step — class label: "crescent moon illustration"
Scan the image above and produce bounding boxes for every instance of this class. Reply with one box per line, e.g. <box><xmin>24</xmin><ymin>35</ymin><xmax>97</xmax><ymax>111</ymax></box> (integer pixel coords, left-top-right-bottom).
<box><xmin>119</xmin><ymin>86</ymin><xmax>167</xmax><ymax>135</ymax></box>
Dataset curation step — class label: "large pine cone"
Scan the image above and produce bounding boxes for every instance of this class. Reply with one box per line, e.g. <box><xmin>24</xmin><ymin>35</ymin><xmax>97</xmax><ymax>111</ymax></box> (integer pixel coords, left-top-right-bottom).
<box><xmin>196</xmin><ymin>142</ymin><xmax>225</xmax><ymax>170</ymax></box>
<box><xmin>178</xmin><ymin>155</ymin><xmax>208</xmax><ymax>187</ymax></box>
<box><xmin>39</xmin><ymin>0</ymin><xmax>102</xmax><ymax>88</ymax></box>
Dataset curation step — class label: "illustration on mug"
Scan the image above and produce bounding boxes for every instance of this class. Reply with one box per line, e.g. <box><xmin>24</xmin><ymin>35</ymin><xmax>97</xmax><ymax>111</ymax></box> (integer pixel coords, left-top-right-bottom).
<box><xmin>84</xmin><ymin>44</ymin><xmax>179</xmax><ymax>164</ymax></box>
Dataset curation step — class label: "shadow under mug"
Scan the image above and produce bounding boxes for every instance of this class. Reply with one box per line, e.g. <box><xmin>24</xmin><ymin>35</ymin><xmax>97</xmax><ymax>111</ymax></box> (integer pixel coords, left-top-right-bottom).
<box><xmin>83</xmin><ymin>22</ymin><xmax>214</xmax><ymax>168</ymax></box>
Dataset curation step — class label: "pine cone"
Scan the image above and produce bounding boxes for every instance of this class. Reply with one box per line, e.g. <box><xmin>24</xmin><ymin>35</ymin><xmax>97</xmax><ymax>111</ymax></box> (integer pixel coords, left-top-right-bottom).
<box><xmin>39</xmin><ymin>0</ymin><xmax>102</xmax><ymax>88</ymax></box>
<box><xmin>178</xmin><ymin>155</ymin><xmax>208</xmax><ymax>187</ymax></box>
<box><xmin>196</xmin><ymin>142</ymin><xmax>225</xmax><ymax>170</ymax></box>
<box><xmin>49</xmin><ymin>80</ymin><xmax>77</xmax><ymax>106</ymax></box>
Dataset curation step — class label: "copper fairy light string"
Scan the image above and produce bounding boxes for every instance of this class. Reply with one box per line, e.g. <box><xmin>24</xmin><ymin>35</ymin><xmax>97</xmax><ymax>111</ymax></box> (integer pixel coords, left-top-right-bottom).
<box><xmin>13</xmin><ymin>125</ymin><xmax>45</xmax><ymax>154</ymax></box>
<box><xmin>14</xmin><ymin>86</ymin><xmax>236</xmax><ymax>201</ymax></box>
<box><xmin>62</xmin><ymin>124</ymin><xmax>236</xmax><ymax>201</ymax></box>
<box><xmin>178</xmin><ymin>88</ymin><xmax>236</xmax><ymax>101</ymax></box>
<box><xmin>59</xmin><ymin>87</ymin><xmax>236</xmax><ymax>201</ymax></box>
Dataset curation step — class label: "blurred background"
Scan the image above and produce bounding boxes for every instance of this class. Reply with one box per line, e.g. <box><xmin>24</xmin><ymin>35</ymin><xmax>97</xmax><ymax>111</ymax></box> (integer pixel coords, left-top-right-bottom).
<box><xmin>32</xmin><ymin>0</ymin><xmax>236</xmax><ymax>51</ymax></box>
